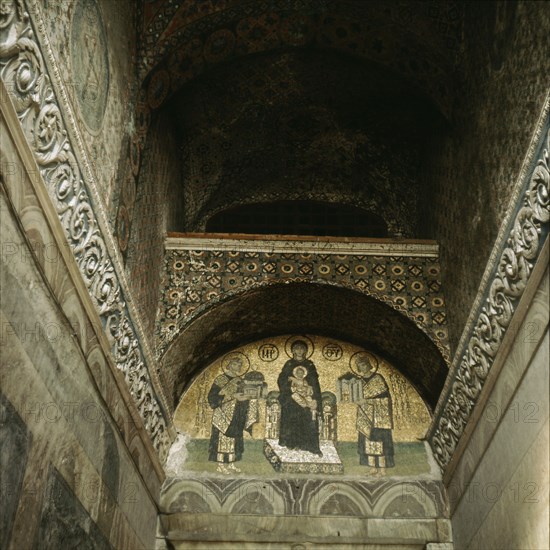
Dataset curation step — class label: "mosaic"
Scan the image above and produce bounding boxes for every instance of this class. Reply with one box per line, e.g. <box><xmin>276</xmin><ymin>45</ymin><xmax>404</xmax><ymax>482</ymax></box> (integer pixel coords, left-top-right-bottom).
<box><xmin>123</xmin><ymin>1</ymin><xmax>462</xmax><ymax>255</ymax></box>
<box><xmin>137</xmin><ymin>0</ymin><xmax>460</xmax><ymax>116</ymax></box>
<box><xmin>69</xmin><ymin>0</ymin><xmax>109</xmax><ymax>134</ymax></box>
<box><xmin>161</xmin><ymin>477</ymin><xmax>447</xmax><ymax>518</ymax></box>
<box><xmin>157</xmin><ymin>246</ymin><xmax>450</xmax><ymax>363</ymax></box>
<box><xmin>167</xmin><ymin>48</ymin><xmax>432</xmax><ymax>238</ymax></box>
<box><xmin>174</xmin><ymin>335</ymin><xmax>432</xmax><ymax>476</ymax></box>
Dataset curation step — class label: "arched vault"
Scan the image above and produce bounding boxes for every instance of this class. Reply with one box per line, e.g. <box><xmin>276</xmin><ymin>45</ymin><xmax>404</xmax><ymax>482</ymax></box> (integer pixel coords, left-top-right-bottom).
<box><xmin>160</xmin><ymin>282</ymin><xmax>448</xmax><ymax>412</ymax></box>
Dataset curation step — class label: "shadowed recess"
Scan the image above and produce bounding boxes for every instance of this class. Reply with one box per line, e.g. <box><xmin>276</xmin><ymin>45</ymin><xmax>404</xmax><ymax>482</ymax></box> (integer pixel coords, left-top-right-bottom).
<box><xmin>160</xmin><ymin>282</ymin><xmax>448</xmax><ymax>412</ymax></box>
<box><xmin>205</xmin><ymin>200</ymin><xmax>389</xmax><ymax>237</ymax></box>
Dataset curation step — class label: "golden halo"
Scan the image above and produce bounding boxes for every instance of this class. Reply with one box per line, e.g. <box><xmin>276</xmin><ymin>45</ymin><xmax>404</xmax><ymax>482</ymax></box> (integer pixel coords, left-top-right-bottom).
<box><xmin>221</xmin><ymin>352</ymin><xmax>250</xmax><ymax>377</ymax></box>
<box><xmin>350</xmin><ymin>351</ymin><xmax>379</xmax><ymax>377</ymax></box>
<box><xmin>284</xmin><ymin>335</ymin><xmax>314</xmax><ymax>358</ymax></box>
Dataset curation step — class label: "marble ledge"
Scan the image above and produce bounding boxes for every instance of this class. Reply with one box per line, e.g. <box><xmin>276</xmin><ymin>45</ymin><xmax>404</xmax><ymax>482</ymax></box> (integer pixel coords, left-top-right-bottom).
<box><xmin>160</xmin><ymin>514</ymin><xmax>451</xmax><ymax>545</ymax></box>
<box><xmin>165</xmin><ymin>233</ymin><xmax>439</xmax><ymax>257</ymax></box>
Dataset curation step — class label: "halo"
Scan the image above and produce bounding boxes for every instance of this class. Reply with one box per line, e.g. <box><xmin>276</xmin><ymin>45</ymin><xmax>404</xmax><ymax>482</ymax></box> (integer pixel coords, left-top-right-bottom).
<box><xmin>292</xmin><ymin>365</ymin><xmax>308</xmax><ymax>378</ymax></box>
<box><xmin>221</xmin><ymin>352</ymin><xmax>250</xmax><ymax>377</ymax></box>
<box><xmin>284</xmin><ymin>335</ymin><xmax>314</xmax><ymax>358</ymax></box>
<box><xmin>350</xmin><ymin>351</ymin><xmax>379</xmax><ymax>377</ymax></box>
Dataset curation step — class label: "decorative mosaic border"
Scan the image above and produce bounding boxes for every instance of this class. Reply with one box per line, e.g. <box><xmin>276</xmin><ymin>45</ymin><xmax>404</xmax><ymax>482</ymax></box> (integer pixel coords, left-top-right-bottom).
<box><xmin>0</xmin><ymin>1</ymin><xmax>170</xmax><ymax>459</ymax></box>
<box><xmin>428</xmin><ymin>110</ymin><xmax>549</xmax><ymax>470</ymax></box>
<box><xmin>157</xmin><ymin>242</ymin><xmax>450</xmax><ymax>362</ymax></box>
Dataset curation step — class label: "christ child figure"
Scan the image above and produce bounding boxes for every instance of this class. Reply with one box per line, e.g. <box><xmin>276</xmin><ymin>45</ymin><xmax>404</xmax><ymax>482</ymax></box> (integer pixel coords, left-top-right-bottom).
<box><xmin>289</xmin><ymin>366</ymin><xmax>318</xmax><ymax>421</ymax></box>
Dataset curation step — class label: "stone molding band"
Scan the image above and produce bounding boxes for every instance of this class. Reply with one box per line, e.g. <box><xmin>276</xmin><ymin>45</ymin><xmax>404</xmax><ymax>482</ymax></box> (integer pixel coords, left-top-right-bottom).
<box><xmin>428</xmin><ymin>98</ymin><xmax>549</xmax><ymax>471</ymax></box>
<box><xmin>0</xmin><ymin>0</ymin><xmax>171</xmax><ymax>460</ymax></box>
<box><xmin>165</xmin><ymin>235</ymin><xmax>440</xmax><ymax>257</ymax></box>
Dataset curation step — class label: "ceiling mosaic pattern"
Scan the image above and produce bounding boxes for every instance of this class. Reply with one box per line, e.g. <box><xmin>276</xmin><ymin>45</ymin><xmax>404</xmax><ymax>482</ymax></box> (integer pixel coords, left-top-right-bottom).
<box><xmin>123</xmin><ymin>2</ymin><xmax>458</xmax><ymax>253</ymax></box>
<box><xmin>138</xmin><ymin>0</ymin><xmax>462</xmax><ymax>117</ymax></box>
<box><xmin>168</xmin><ymin>49</ymin><xmax>438</xmax><ymax>235</ymax></box>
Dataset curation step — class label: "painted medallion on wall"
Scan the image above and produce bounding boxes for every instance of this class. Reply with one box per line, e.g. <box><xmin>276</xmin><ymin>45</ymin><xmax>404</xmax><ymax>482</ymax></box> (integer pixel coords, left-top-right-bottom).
<box><xmin>70</xmin><ymin>0</ymin><xmax>110</xmax><ymax>134</ymax></box>
<box><xmin>174</xmin><ymin>335</ymin><xmax>432</xmax><ymax>476</ymax></box>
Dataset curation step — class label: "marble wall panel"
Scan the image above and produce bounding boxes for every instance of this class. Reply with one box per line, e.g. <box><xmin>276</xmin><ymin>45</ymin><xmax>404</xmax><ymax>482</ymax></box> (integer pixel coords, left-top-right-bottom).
<box><xmin>444</xmin><ymin>271</ymin><xmax>549</xmax><ymax>510</ymax></box>
<box><xmin>447</xmin><ymin>270</ymin><xmax>549</xmax><ymax>549</ymax></box>
<box><xmin>0</xmin><ymin>393</ymin><xmax>32</xmax><ymax>549</ymax></box>
<box><xmin>0</xmin><ymin>97</ymin><xmax>165</xmax><ymax>489</ymax></box>
<box><xmin>463</xmin><ymin>417</ymin><xmax>549</xmax><ymax>550</ymax></box>
<box><xmin>449</xmin><ymin>331</ymin><xmax>549</xmax><ymax>549</ymax></box>
<box><xmin>0</xmin><ymin>194</ymin><xmax>160</xmax><ymax>548</ymax></box>
<box><xmin>34</xmin><ymin>466</ymin><xmax>111</xmax><ymax>550</ymax></box>
<box><xmin>0</xmin><ymin>117</ymin><xmax>167</xmax><ymax>547</ymax></box>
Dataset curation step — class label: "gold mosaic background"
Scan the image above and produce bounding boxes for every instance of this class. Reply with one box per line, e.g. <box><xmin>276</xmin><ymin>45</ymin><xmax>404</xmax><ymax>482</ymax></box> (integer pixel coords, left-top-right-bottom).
<box><xmin>174</xmin><ymin>334</ymin><xmax>431</xmax><ymax>442</ymax></box>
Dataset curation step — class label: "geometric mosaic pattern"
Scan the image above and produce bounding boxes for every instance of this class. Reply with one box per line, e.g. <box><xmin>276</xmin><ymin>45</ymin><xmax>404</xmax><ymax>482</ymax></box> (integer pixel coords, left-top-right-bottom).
<box><xmin>156</xmin><ymin>244</ymin><xmax>450</xmax><ymax>363</ymax></box>
<box><xmin>138</xmin><ymin>0</ymin><xmax>461</xmax><ymax>118</ymax></box>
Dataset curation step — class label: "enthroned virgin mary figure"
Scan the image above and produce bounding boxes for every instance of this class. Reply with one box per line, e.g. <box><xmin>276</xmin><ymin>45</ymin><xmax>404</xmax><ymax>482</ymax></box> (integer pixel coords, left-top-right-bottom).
<box><xmin>277</xmin><ymin>340</ymin><xmax>323</xmax><ymax>455</ymax></box>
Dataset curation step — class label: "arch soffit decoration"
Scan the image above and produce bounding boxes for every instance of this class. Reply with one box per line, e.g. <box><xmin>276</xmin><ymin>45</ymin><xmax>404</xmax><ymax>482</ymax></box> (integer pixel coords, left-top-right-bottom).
<box><xmin>131</xmin><ymin>2</ymin><xmax>460</xmax><ymax>184</ymax></box>
<box><xmin>124</xmin><ymin>7</ymin><xmax>456</xmax><ymax>249</ymax></box>
<box><xmin>122</xmin><ymin>4</ymin><xmax>459</xmax><ymax>250</ymax></box>
<box><xmin>138</xmin><ymin>0</ymin><xmax>461</xmax><ymax>118</ymax></box>
<box><xmin>161</xmin><ymin>47</ymin><xmax>439</xmax><ymax>238</ymax></box>
<box><xmin>160</xmin><ymin>282</ymin><xmax>448</xmax><ymax>413</ymax></box>
<box><xmin>157</xmin><ymin>276</ymin><xmax>449</xmax><ymax>363</ymax></box>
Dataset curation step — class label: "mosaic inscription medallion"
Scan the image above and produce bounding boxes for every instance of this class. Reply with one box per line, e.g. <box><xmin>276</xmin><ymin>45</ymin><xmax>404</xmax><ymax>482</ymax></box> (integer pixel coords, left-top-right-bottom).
<box><xmin>70</xmin><ymin>0</ymin><xmax>110</xmax><ymax>133</ymax></box>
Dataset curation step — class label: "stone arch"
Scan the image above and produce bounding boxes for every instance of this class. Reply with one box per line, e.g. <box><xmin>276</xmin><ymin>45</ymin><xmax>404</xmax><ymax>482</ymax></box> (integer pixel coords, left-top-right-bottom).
<box><xmin>374</xmin><ymin>482</ymin><xmax>438</xmax><ymax>518</ymax></box>
<box><xmin>309</xmin><ymin>483</ymin><xmax>367</xmax><ymax>517</ymax></box>
<box><xmin>160</xmin><ymin>282</ymin><xmax>447</xmax><ymax>413</ymax></box>
<box><xmin>158</xmin><ymin>275</ymin><xmax>447</xmax><ymax>362</ymax></box>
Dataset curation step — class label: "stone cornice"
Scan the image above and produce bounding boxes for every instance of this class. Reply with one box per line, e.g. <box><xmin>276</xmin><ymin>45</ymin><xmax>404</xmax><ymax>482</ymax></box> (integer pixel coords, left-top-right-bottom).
<box><xmin>165</xmin><ymin>234</ymin><xmax>439</xmax><ymax>257</ymax></box>
<box><xmin>22</xmin><ymin>0</ymin><xmax>171</xmax><ymax>420</ymax></box>
<box><xmin>0</xmin><ymin>82</ymin><xmax>166</xmax><ymax>484</ymax></box>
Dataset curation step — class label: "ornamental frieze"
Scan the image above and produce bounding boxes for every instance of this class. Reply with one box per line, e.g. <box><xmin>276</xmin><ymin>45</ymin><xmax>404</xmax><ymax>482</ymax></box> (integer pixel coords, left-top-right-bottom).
<box><xmin>429</xmin><ymin>121</ymin><xmax>549</xmax><ymax>471</ymax></box>
<box><xmin>0</xmin><ymin>0</ymin><xmax>170</xmax><ymax>460</ymax></box>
